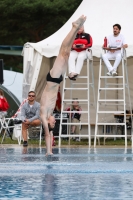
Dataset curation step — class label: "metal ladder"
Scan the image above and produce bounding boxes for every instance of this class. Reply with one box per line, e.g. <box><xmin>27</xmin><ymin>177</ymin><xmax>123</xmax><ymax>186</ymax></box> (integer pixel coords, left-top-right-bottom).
<box><xmin>58</xmin><ymin>50</ymin><xmax>96</xmax><ymax>147</ymax></box>
<box><xmin>94</xmin><ymin>49</ymin><xmax>132</xmax><ymax>147</ymax></box>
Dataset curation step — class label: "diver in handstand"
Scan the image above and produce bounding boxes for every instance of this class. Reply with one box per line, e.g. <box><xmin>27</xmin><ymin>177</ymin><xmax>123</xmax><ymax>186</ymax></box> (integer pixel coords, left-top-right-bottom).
<box><xmin>40</xmin><ymin>15</ymin><xmax>86</xmax><ymax>156</ymax></box>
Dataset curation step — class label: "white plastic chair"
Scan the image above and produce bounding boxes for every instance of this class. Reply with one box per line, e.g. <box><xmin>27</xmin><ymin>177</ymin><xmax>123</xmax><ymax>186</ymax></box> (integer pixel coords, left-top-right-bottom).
<box><xmin>0</xmin><ymin>115</ymin><xmax>43</xmax><ymax>145</ymax></box>
<box><xmin>13</xmin><ymin>123</ymin><xmax>42</xmax><ymax>145</ymax></box>
<box><xmin>0</xmin><ymin>117</ymin><xmax>19</xmax><ymax>144</ymax></box>
<box><xmin>12</xmin><ymin>124</ymin><xmax>22</xmax><ymax>145</ymax></box>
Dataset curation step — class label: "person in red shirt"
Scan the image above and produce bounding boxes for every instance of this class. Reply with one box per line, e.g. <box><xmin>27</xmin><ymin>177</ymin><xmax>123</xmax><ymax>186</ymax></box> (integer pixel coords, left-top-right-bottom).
<box><xmin>68</xmin><ymin>26</ymin><xmax>93</xmax><ymax>80</ymax></box>
<box><xmin>0</xmin><ymin>89</ymin><xmax>9</xmax><ymax>119</ymax></box>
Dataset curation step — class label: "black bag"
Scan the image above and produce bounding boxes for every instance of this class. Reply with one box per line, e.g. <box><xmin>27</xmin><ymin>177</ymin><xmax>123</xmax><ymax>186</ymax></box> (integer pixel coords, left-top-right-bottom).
<box><xmin>13</xmin><ymin>119</ymin><xmax>22</xmax><ymax>125</ymax></box>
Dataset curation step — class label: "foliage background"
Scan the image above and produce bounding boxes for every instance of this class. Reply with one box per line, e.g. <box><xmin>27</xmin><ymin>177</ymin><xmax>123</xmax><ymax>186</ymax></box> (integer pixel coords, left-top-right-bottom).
<box><xmin>0</xmin><ymin>0</ymin><xmax>82</xmax><ymax>72</ymax></box>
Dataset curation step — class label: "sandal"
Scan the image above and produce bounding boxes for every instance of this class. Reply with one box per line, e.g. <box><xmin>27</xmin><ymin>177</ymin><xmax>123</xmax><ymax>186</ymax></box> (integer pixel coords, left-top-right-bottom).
<box><xmin>74</xmin><ymin>74</ymin><xmax>78</xmax><ymax>78</ymax></box>
<box><xmin>68</xmin><ymin>73</ymin><xmax>78</xmax><ymax>81</ymax></box>
<box><xmin>68</xmin><ymin>76</ymin><xmax>76</xmax><ymax>81</ymax></box>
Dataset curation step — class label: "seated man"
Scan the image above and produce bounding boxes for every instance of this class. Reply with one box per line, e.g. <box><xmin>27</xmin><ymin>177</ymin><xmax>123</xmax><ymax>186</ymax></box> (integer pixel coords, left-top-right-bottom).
<box><xmin>68</xmin><ymin>25</ymin><xmax>93</xmax><ymax>80</ymax></box>
<box><xmin>65</xmin><ymin>98</ymin><xmax>82</xmax><ymax>141</ymax></box>
<box><xmin>102</xmin><ymin>24</ymin><xmax>128</xmax><ymax>76</ymax></box>
<box><xmin>21</xmin><ymin>91</ymin><xmax>41</xmax><ymax>146</ymax></box>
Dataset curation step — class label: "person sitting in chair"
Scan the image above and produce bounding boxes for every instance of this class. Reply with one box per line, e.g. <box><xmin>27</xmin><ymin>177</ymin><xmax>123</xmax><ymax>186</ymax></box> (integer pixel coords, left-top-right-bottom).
<box><xmin>68</xmin><ymin>25</ymin><xmax>93</xmax><ymax>80</ymax></box>
<box><xmin>102</xmin><ymin>24</ymin><xmax>128</xmax><ymax>76</ymax></box>
<box><xmin>21</xmin><ymin>91</ymin><xmax>41</xmax><ymax>147</ymax></box>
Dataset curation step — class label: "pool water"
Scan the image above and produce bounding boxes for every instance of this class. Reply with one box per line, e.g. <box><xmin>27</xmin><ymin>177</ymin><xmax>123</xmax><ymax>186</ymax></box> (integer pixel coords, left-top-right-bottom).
<box><xmin>0</xmin><ymin>147</ymin><xmax>133</xmax><ymax>200</ymax></box>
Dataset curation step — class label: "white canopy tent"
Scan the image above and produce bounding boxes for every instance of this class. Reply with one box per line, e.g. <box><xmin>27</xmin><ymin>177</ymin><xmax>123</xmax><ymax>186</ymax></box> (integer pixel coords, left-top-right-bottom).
<box><xmin>22</xmin><ymin>0</ymin><xmax>133</xmax><ymax>124</ymax></box>
<box><xmin>23</xmin><ymin>0</ymin><xmax>133</xmax><ymax>58</ymax></box>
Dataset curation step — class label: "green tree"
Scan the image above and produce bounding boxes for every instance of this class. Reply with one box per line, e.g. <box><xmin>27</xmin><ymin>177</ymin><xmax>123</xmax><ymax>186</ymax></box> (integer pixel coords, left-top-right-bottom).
<box><xmin>0</xmin><ymin>0</ymin><xmax>82</xmax><ymax>72</ymax></box>
<box><xmin>0</xmin><ymin>0</ymin><xmax>82</xmax><ymax>45</ymax></box>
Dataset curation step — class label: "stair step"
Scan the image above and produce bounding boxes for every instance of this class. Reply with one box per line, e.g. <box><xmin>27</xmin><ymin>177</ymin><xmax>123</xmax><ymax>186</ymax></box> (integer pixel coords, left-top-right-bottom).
<box><xmin>98</xmin><ymin>111</ymin><xmax>124</xmax><ymax>114</ymax></box>
<box><xmin>106</xmin><ymin>83</ymin><xmax>126</xmax><ymax>86</ymax></box>
<box><xmin>65</xmin><ymin>76</ymin><xmax>88</xmax><ymax>78</ymax></box>
<box><xmin>97</xmin><ymin>123</ymin><xmax>126</xmax><ymax>125</ymax></box>
<box><xmin>98</xmin><ymin>99</ymin><xmax>124</xmax><ymax>102</ymax></box>
<box><xmin>95</xmin><ymin>135</ymin><xmax>126</xmax><ymax>137</ymax></box>
<box><xmin>64</xmin><ymin>88</ymin><xmax>88</xmax><ymax>90</ymax></box>
<box><xmin>71</xmin><ymin>83</ymin><xmax>93</xmax><ymax>85</ymax></box>
<box><xmin>63</xmin><ymin>111</ymin><xmax>88</xmax><ymax>113</ymax></box>
<box><xmin>98</xmin><ymin>103</ymin><xmax>124</xmax><ymax>106</ymax></box>
<box><xmin>100</xmin><ymin>76</ymin><xmax>123</xmax><ymax>78</ymax></box>
<box><xmin>60</xmin><ymin>135</ymin><xmax>90</xmax><ymax>137</ymax></box>
<box><xmin>61</xmin><ymin>122</ymin><xmax>89</xmax><ymax>125</ymax></box>
<box><xmin>99</xmin><ymin>88</ymin><xmax>123</xmax><ymax>90</ymax></box>
<box><xmin>63</xmin><ymin>99</ymin><xmax>88</xmax><ymax>102</ymax></box>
